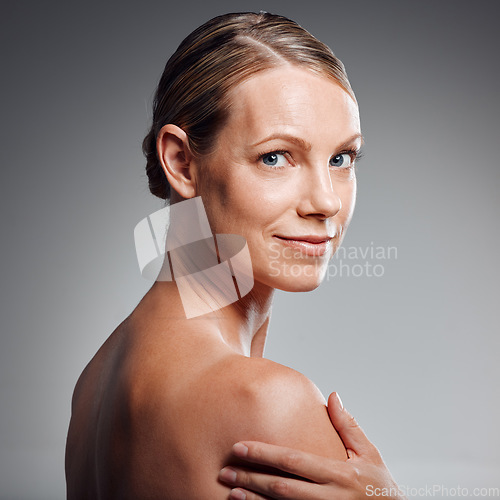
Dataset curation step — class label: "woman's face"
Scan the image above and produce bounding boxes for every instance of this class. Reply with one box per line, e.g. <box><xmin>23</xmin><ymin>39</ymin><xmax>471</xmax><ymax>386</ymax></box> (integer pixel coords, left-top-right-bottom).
<box><xmin>196</xmin><ymin>65</ymin><xmax>362</xmax><ymax>292</ymax></box>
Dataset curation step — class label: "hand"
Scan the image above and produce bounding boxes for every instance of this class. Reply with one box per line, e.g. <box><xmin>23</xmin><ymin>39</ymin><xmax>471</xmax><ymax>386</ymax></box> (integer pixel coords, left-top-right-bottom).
<box><xmin>219</xmin><ymin>392</ymin><xmax>407</xmax><ymax>499</ymax></box>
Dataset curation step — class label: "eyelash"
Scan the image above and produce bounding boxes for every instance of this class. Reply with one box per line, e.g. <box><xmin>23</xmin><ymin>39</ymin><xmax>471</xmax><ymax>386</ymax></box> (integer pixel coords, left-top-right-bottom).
<box><xmin>256</xmin><ymin>149</ymin><xmax>289</xmax><ymax>170</ymax></box>
<box><xmin>256</xmin><ymin>148</ymin><xmax>364</xmax><ymax>170</ymax></box>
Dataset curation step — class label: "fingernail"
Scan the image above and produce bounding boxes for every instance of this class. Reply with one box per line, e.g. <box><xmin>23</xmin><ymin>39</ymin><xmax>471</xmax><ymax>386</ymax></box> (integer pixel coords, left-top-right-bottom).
<box><xmin>232</xmin><ymin>442</ymin><xmax>248</xmax><ymax>457</ymax></box>
<box><xmin>219</xmin><ymin>467</ymin><xmax>237</xmax><ymax>483</ymax></box>
<box><xmin>335</xmin><ymin>392</ymin><xmax>344</xmax><ymax>410</ymax></box>
<box><xmin>230</xmin><ymin>489</ymin><xmax>247</xmax><ymax>500</ymax></box>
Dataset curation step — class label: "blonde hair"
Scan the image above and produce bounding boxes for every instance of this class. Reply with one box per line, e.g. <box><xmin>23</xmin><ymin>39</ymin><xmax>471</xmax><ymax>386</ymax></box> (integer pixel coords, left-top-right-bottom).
<box><xmin>143</xmin><ymin>11</ymin><xmax>355</xmax><ymax>200</ymax></box>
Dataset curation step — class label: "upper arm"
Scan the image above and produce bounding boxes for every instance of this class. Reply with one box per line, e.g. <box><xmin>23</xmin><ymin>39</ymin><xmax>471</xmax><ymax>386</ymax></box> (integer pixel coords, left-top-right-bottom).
<box><xmin>216</xmin><ymin>358</ymin><xmax>348</xmax><ymax>463</ymax></box>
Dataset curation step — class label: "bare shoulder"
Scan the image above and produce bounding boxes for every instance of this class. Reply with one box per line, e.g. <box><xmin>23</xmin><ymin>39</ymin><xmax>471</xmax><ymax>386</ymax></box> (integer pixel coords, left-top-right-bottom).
<box><xmin>200</xmin><ymin>355</ymin><xmax>348</xmax><ymax>460</ymax></box>
<box><xmin>68</xmin><ymin>310</ymin><xmax>347</xmax><ymax>499</ymax></box>
<box><xmin>126</xmin><ymin>353</ymin><xmax>346</xmax><ymax>497</ymax></box>
<box><xmin>145</xmin><ymin>353</ymin><xmax>339</xmax><ymax>450</ymax></box>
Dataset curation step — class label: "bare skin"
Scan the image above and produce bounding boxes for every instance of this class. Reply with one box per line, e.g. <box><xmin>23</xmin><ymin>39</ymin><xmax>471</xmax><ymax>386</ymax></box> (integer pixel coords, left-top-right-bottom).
<box><xmin>66</xmin><ymin>66</ymin><xmax>364</xmax><ymax>498</ymax></box>
<box><xmin>66</xmin><ymin>285</ymin><xmax>350</xmax><ymax>499</ymax></box>
<box><xmin>220</xmin><ymin>393</ymin><xmax>408</xmax><ymax>500</ymax></box>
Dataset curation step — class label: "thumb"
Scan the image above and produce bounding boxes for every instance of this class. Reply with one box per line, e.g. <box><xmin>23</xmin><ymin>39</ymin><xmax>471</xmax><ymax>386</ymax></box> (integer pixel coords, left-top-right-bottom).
<box><xmin>327</xmin><ymin>392</ymin><xmax>380</xmax><ymax>460</ymax></box>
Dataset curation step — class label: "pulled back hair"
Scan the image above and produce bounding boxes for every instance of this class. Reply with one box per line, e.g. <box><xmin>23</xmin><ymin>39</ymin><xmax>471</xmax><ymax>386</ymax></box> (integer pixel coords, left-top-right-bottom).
<box><xmin>142</xmin><ymin>11</ymin><xmax>355</xmax><ymax>200</ymax></box>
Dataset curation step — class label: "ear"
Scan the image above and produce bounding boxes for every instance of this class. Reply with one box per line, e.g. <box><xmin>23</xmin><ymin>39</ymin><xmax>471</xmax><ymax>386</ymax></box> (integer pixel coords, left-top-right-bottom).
<box><xmin>157</xmin><ymin>124</ymin><xmax>197</xmax><ymax>199</ymax></box>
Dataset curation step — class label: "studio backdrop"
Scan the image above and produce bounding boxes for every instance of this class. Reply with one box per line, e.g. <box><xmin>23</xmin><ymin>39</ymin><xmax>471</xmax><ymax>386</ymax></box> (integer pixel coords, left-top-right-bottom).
<box><xmin>1</xmin><ymin>1</ymin><xmax>499</xmax><ymax>498</ymax></box>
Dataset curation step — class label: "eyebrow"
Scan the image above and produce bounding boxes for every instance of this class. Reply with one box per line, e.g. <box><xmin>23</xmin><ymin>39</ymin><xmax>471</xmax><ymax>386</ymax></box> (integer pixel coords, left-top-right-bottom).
<box><xmin>250</xmin><ymin>132</ymin><xmax>364</xmax><ymax>151</ymax></box>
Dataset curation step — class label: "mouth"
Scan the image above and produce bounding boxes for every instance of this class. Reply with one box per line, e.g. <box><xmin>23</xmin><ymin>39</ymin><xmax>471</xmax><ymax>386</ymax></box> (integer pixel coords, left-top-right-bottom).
<box><xmin>273</xmin><ymin>235</ymin><xmax>333</xmax><ymax>257</ymax></box>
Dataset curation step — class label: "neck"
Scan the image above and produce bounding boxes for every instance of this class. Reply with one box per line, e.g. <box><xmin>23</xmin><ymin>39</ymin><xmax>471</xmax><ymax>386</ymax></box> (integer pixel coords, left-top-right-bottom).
<box><xmin>144</xmin><ymin>196</ymin><xmax>274</xmax><ymax>357</ymax></box>
<box><xmin>213</xmin><ymin>279</ymin><xmax>275</xmax><ymax>357</ymax></box>
<box><xmin>148</xmin><ymin>279</ymin><xmax>274</xmax><ymax>357</ymax></box>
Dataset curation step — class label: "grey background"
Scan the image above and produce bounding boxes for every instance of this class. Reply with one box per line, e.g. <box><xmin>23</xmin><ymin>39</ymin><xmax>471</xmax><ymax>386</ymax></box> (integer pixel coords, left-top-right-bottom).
<box><xmin>1</xmin><ymin>0</ymin><xmax>499</xmax><ymax>498</ymax></box>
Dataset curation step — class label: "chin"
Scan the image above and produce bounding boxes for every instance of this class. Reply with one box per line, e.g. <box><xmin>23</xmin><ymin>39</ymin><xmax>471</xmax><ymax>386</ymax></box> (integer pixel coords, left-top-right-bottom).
<box><xmin>279</xmin><ymin>280</ymin><xmax>323</xmax><ymax>293</ymax></box>
<box><xmin>263</xmin><ymin>263</ymin><xmax>328</xmax><ymax>293</ymax></box>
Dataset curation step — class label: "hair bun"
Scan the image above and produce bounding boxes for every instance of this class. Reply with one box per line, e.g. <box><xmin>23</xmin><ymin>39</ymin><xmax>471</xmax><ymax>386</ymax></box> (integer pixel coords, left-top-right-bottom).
<box><xmin>142</xmin><ymin>129</ymin><xmax>170</xmax><ymax>200</ymax></box>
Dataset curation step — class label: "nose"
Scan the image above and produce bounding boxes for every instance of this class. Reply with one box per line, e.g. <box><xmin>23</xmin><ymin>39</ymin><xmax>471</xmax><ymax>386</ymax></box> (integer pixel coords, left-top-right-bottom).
<box><xmin>296</xmin><ymin>166</ymin><xmax>342</xmax><ymax>220</ymax></box>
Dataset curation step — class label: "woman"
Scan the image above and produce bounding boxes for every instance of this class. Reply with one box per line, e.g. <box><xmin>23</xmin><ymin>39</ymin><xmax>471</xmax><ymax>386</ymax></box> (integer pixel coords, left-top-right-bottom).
<box><xmin>65</xmin><ymin>11</ymin><xmax>405</xmax><ymax>499</ymax></box>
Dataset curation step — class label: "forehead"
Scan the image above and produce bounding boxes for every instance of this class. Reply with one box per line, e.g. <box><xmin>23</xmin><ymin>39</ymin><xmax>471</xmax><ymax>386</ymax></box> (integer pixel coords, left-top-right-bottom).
<box><xmin>225</xmin><ymin>65</ymin><xmax>360</xmax><ymax>144</ymax></box>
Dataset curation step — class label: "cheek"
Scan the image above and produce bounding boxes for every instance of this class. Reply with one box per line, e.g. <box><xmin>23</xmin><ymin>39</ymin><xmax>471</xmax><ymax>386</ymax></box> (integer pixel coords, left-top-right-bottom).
<box><xmin>229</xmin><ymin>182</ymin><xmax>285</xmax><ymax>235</ymax></box>
<box><xmin>198</xmin><ymin>163</ymin><xmax>229</xmax><ymax>209</ymax></box>
<box><xmin>197</xmin><ymin>166</ymin><xmax>260</xmax><ymax>233</ymax></box>
<box><xmin>196</xmin><ymin>172</ymin><xmax>229</xmax><ymax>235</ymax></box>
<box><xmin>339</xmin><ymin>177</ymin><xmax>357</xmax><ymax>225</ymax></box>
<box><xmin>217</xmin><ymin>167</ymin><xmax>287</xmax><ymax>221</ymax></box>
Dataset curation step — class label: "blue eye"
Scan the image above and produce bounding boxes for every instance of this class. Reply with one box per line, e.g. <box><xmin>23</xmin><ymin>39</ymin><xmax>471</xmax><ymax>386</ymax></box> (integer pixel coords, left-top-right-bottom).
<box><xmin>329</xmin><ymin>153</ymin><xmax>352</xmax><ymax>168</ymax></box>
<box><xmin>261</xmin><ymin>152</ymin><xmax>287</xmax><ymax>167</ymax></box>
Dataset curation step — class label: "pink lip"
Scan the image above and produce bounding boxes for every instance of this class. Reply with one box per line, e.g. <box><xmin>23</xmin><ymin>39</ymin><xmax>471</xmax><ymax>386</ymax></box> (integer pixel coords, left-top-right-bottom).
<box><xmin>273</xmin><ymin>235</ymin><xmax>333</xmax><ymax>256</ymax></box>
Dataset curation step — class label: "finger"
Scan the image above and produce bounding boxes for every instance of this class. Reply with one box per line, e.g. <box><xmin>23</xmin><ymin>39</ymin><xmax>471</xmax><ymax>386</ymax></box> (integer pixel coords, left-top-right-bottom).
<box><xmin>327</xmin><ymin>392</ymin><xmax>381</xmax><ymax>461</ymax></box>
<box><xmin>229</xmin><ymin>487</ymin><xmax>269</xmax><ymax>500</ymax></box>
<box><xmin>220</xmin><ymin>466</ymin><xmax>325</xmax><ymax>500</ymax></box>
<box><xmin>229</xmin><ymin>441</ymin><xmax>336</xmax><ymax>483</ymax></box>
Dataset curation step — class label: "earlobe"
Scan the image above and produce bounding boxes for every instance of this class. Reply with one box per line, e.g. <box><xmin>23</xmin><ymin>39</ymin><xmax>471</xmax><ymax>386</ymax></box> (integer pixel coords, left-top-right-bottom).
<box><xmin>157</xmin><ymin>124</ymin><xmax>197</xmax><ymax>199</ymax></box>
